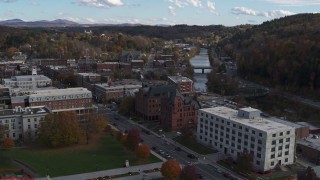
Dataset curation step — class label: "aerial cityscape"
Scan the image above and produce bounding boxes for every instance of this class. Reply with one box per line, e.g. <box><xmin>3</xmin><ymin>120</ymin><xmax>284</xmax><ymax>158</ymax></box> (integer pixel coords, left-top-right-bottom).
<box><xmin>0</xmin><ymin>0</ymin><xmax>320</xmax><ymax>180</ymax></box>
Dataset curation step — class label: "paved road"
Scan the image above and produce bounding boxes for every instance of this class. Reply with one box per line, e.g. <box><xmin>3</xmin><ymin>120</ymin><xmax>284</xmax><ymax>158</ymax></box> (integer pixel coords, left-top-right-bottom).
<box><xmin>97</xmin><ymin>105</ymin><xmax>245</xmax><ymax>180</ymax></box>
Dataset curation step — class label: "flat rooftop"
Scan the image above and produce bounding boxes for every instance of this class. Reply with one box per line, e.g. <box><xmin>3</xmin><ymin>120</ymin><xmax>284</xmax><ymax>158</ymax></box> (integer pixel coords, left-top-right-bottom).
<box><xmin>95</xmin><ymin>83</ymin><xmax>142</xmax><ymax>90</ymax></box>
<box><xmin>4</xmin><ymin>75</ymin><xmax>51</xmax><ymax>82</ymax></box>
<box><xmin>168</xmin><ymin>76</ymin><xmax>193</xmax><ymax>83</ymax></box>
<box><xmin>0</xmin><ymin>106</ymin><xmax>51</xmax><ymax>117</ymax></box>
<box><xmin>297</xmin><ymin>134</ymin><xmax>320</xmax><ymax>151</ymax></box>
<box><xmin>77</xmin><ymin>73</ymin><xmax>101</xmax><ymax>76</ymax></box>
<box><xmin>28</xmin><ymin>88</ymin><xmax>91</xmax><ymax>97</ymax></box>
<box><xmin>200</xmin><ymin>106</ymin><xmax>294</xmax><ymax>133</ymax></box>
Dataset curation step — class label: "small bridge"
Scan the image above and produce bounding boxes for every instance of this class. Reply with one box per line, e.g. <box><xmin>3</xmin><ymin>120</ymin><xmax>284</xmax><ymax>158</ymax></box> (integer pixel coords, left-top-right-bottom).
<box><xmin>192</xmin><ymin>66</ymin><xmax>213</xmax><ymax>74</ymax></box>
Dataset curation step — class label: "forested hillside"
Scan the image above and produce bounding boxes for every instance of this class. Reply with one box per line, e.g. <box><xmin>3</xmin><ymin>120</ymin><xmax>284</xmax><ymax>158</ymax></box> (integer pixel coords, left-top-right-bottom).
<box><xmin>222</xmin><ymin>13</ymin><xmax>320</xmax><ymax>92</ymax></box>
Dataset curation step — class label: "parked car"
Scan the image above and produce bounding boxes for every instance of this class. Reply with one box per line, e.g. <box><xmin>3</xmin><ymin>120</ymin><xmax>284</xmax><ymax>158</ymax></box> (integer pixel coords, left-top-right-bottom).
<box><xmin>187</xmin><ymin>154</ymin><xmax>196</xmax><ymax>159</ymax></box>
<box><xmin>175</xmin><ymin>147</ymin><xmax>182</xmax><ymax>151</ymax></box>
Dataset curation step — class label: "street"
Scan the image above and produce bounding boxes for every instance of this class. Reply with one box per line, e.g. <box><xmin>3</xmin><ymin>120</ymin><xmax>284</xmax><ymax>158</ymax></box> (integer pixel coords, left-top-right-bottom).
<box><xmin>97</xmin><ymin>105</ymin><xmax>244</xmax><ymax>180</ymax></box>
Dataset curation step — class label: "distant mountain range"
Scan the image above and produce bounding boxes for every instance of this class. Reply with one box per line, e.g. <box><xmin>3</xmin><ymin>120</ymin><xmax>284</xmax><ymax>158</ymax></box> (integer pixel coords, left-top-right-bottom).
<box><xmin>0</xmin><ymin>19</ymin><xmax>79</xmax><ymax>27</ymax></box>
<box><xmin>0</xmin><ymin>19</ymin><xmax>170</xmax><ymax>27</ymax></box>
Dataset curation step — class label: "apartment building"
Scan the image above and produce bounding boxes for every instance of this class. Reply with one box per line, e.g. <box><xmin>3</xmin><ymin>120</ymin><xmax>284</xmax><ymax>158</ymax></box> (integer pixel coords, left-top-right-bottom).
<box><xmin>0</xmin><ymin>106</ymin><xmax>51</xmax><ymax>141</ymax></box>
<box><xmin>197</xmin><ymin>106</ymin><xmax>295</xmax><ymax>173</ymax></box>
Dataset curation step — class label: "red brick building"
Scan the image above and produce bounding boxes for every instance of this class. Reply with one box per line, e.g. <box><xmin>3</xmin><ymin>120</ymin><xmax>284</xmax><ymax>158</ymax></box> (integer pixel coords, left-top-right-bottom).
<box><xmin>160</xmin><ymin>91</ymin><xmax>200</xmax><ymax>131</ymax></box>
<box><xmin>135</xmin><ymin>84</ymin><xmax>176</xmax><ymax>121</ymax></box>
<box><xmin>11</xmin><ymin>88</ymin><xmax>93</xmax><ymax>113</ymax></box>
<box><xmin>168</xmin><ymin>76</ymin><xmax>193</xmax><ymax>94</ymax></box>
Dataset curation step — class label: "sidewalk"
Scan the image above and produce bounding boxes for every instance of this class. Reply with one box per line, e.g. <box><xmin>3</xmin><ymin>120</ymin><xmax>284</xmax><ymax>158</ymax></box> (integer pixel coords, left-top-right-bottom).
<box><xmin>36</xmin><ymin>162</ymin><xmax>163</xmax><ymax>180</ymax></box>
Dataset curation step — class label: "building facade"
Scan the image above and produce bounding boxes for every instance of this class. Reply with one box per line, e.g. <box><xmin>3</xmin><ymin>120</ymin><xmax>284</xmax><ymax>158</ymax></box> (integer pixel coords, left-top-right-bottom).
<box><xmin>197</xmin><ymin>107</ymin><xmax>296</xmax><ymax>172</ymax></box>
<box><xmin>3</xmin><ymin>75</ymin><xmax>52</xmax><ymax>89</ymax></box>
<box><xmin>10</xmin><ymin>88</ymin><xmax>93</xmax><ymax>113</ymax></box>
<box><xmin>0</xmin><ymin>106</ymin><xmax>51</xmax><ymax>141</ymax></box>
<box><xmin>135</xmin><ymin>84</ymin><xmax>176</xmax><ymax>121</ymax></box>
<box><xmin>160</xmin><ymin>91</ymin><xmax>200</xmax><ymax>131</ymax></box>
<box><xmin>94</xmin><ymin>83</ymin><xmax>141</xmax><ymax>102</ymax></box>
<box><xmin>168</xmin><ymin>76</ymin><xmax>193</xmax><ymax>94</ymax></box>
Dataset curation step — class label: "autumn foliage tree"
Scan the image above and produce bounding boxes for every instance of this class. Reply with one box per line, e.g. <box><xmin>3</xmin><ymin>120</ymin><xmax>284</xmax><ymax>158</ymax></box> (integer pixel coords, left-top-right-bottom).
<box><xmin>1</xmin><ymin>138</ymin><xmax>15</xmax><ymax>149</ymax></box>
<box><xmin>161</xmin><ymin>160</ymin><xmax>181</xmax><ymax>180</ymax></box>
<box><xmin>38</xmin><ymin>112</ymin><xmax>83</xmax><ymax>148</ymax></box>
<box><xmin>0</xmin><ymin>124</ymin><xmax>8</xmax><ymax>141</ymax></box>
<box><xmin>82</xmin><ymin>113</ymin><xmax>108</xmax><ymax>144</ymax></box>
<box><xmin>135</xmin><ymin>144</ymin><xmax>151</xmax><ymax>160</ymax></box>
<box><xmin>179</xmin><ymin>165</ymin><xmax>197</xmax><ymax>180</ymax></box>
<box><xmin>126</xmin><ymin>128</ymin><xmax>140</xmax><ymax>150</ymax></box>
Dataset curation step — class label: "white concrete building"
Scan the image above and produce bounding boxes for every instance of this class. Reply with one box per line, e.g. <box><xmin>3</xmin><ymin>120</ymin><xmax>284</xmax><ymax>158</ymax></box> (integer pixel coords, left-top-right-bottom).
<box><xmin>3</xmin><ymin>74</ymin><xmax>52</xmax><ymax>89</ymax></box>
<box><xmin>0</xmin><ymin>106</ymin><xmax>51</xmax><ymax>141</ymax></box>
<box><xmin>197</xmin><ymin>106</ymin><xmax>296</xmax><ymax>172</ymax></box>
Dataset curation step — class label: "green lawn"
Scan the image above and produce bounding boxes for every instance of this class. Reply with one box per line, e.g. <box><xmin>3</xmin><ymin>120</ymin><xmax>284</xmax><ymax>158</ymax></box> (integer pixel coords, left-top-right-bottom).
<box><xmin>173</xmin><ymin>136</ymin><xmax>217</xmax><ymax>155</ymax></box>
<box><xmin>0</xmin><ymin>134</ymin><xmax>160</xmax><ymax>177</ymax></box>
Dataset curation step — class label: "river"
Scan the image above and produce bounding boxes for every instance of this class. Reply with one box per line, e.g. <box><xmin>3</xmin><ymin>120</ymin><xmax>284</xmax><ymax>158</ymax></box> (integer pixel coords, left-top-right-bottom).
<box><xmin>189</xmin><ymin>48</ymin><xmax>212</xmax><ymax>93</ymax></box>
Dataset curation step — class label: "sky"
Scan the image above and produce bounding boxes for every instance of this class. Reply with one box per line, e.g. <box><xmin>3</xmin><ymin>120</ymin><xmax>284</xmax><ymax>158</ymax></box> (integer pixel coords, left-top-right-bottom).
<box><xmin>0</xmin><ymin>0</ymin><xmax>319</xmax><ymax>26</ymax></box>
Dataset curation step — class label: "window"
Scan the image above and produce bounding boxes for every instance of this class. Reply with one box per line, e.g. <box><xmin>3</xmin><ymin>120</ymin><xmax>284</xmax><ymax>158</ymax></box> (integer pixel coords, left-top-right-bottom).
<box><xmin>244</xmin><ymin>135</ymin><xmax>248</xmax><ymax>139</ymax></box>
<box><xmin>280</xmin><ymin>132</ymin><xmax>283</xmax><ymax>136</ymax></box>
<box><xmin>258</xmin><ymin>140</ymin><xmax>262</xmax><ymax>144</ymax></box>
<box><xmin>233</xmin><ymin>124</ymin><xmax>236</xmax><ymax>128</ymax></box>
<box><xmin>286</xmin><ymin>138</ymin><xmax>290</xmax><ymax>142</ymax></box>
<box><xmin>232</xmin><ymin>130</ymin><xmax>235</xmax><ymax>135</ymax></box>
<box><xmin>271</xmin><ymin>154</ymin><xmax>275</xmax><ymax>159</ymax></box>
<box><xmin>238</xmin><ymin>139</ymin><xmax>242</xmax><ymax>143</ymax></box>
<box><xmin>244</xmin><ymin>141</ymin><xmax>248</xmax><ymax>145</ymax></box>
<box><xmin>34</xmin><ymin>124</ymin><xmax>38</xmax><ymax>128</ymax></box>
<box><xmin>257</xmin><ymin>146</ymin><xmax>262</xmax><ymax>151</ymax></box>
<box><xmin>257</xmin><ymin>153</ymin><xmax>261</xmax><ymax>158</ymax></box>
<box><xmin>226</xmin><ymin>128</ymin><xmax>230</xmax><ymax>132</ymax></box>
<box><xmin>256</xmin><ymin>161</ymin><xmax>260</xmax><ymax>165</ymax></box>
<box><xmin>285</xmin><ymin>144</ymin><xmax>289</xmax><ymax>149</ymax></box>
<box><xmin>251</xmin><ymin>137</ymin><xmax>255</xmax><ymax>141</ymax></box>
<box><xmin>237</xmin><ymin>145</ymin><xmax>241</xmax><ymax>150</ymax></box>
<box><xmin>271</xmin><ymin>147</ymin><xmax>275</xmax><ymax>152</ymax></box>
<box><xmin>259</xmin><ymin>133</ymin><xmax>262</xmax><ymax>137</ymax></box>
<box><xmin>278</xmin><ymin>146</ymin><xmax>282</xmax><ymax>150</ymax></box>
<box><xmin>28</xmin><ymin>119</ymin><xmax>30</xmax><ymax>122</ymax></box>
<box><xmin>238</xmin><ymin>132</ymin><xmax>242</xmax><ymax>137</ymax></box>
<box><xmin>272</xmin><ymin>140</ymin><xmax>276</xmax><ymax>145</ymax></box>
<box><xmin>251</xmin><ymin>130</ymin><xmax>255</xmax><ymax>134</ymax></box>
<box><xmin>285</xmin><ymin>151</ymin><xmax>289</xmax><ymax>155</ymax></box>
<box><xmin>285</xmin><ymin>158</ymin><xmax>288</xmax><ymax>162</ymax></box>
<box><xmin>250</xmin><ymin>144</ymin><xmax>254</xmax><ymax>148</ymax></box>
<box><xmin>227</xmin><ymin>122</ymin><xmax>230</xmax><ymax>125</ymax></box>
<box><xmin>221</xmin><ymin>119</ymin><xmax>224</xmax><ymax>123</ymax></box>
<box><xmin>245</xmin><ymin>128</ymin><xmax>249</xmax><ymax>132</ymax></box>
<box><xmin>271</xmin><ymin>161</ymin><xmax>274</xmax><ymax>166</ymax></box>
<box><xmin>286</xmin><ymin>131</ymin><xmax>290</xmax><ymax>135</ymax></box>
<box><xmin>272</xmin><ymin>133</ymin><xmax>276</xmax><ymax>137</ymax></box>
<box><xmin>239</xmin><ymin>126</ymin><xmax>242</xmax><ymax>130</ymax></box>
<box><xmin>279</xmin><ymin>139</ymin><xmax>283</xmax><ymax>143</ymax></box>
<box><xmin>232</xmin><ymin>136</ymin><xmax>235</xmax><ymax>141</ymax></box>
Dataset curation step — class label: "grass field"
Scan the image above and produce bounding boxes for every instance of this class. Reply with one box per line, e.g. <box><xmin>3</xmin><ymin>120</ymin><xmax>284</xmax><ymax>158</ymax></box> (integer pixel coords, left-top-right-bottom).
<box><xmin>173</xmin><ymin>136</ymin><xmax>217</xmax><ymax>155</ymax></box>
<box><xmin>0</xmin><ymin>134</ymin><xmax>160</xmax><ymax>177</ymax></box>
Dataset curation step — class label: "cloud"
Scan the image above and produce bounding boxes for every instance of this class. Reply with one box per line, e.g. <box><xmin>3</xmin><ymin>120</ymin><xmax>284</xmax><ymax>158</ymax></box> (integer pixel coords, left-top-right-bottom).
<box><xmin>207</xmin><ymin>1</ymin><xmax>215</xmax><ymax>11</ymax></box>
<box><xmin>187</xmin><ymin>0</ymin><xmax>202</xmax><ymax>7</ymax></box>
<box><xmin>168</xmin><ymin>6</ymin><xmax>177</xmax><ymax>16</ymax></box>
<box><xmin>231</xmin><ymin>7</ymin><xmax>295</xmax><ymax>18</ymax></box>
<box><xmin>260</xmin><ymin>0</ymin><xmax>320</xmax><ymax>6</ymax></box>
<box><xmin>0</xmin><ymin>0</ymin><xmax>17</xmax><ymax>2</ymax></box>
<box><xmin>76</xmin><ymin>0</ymin><xmax>123</xmax><ymax>8</ymax></box>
